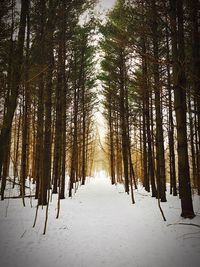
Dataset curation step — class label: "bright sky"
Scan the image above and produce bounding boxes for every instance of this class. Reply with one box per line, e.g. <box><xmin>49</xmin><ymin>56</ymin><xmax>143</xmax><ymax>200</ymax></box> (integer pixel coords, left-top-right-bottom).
<box><xmin>98</xmin><ymin>0</ymin><xmax>116</xmax><ymax>10</ymax></box>
<box><xmin>91</xmin><ymin>0</ymin><xmax>116</xmax><ymax>143</ymax></box>
<box><xmin>93</xmin><ymin>1</ymin><xmax>116</xmax><ymax>142</ymax></box>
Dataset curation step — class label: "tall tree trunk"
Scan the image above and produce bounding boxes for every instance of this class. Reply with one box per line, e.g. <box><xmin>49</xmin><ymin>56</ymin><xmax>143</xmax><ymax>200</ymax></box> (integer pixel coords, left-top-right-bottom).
<box><xmin>187</xmin><ymin>0</ymin><xmax>200</xmax><ymax>194</ymax></box>
<box><xmin>151</xmin><ymin>0</ymin><xmax>166</xmax><ymax>202</ymax></box>
<box><xmin>20</xmin><ymin>2</ymin><xmax>30</xmax><ymax>205</ymax></box>
<box><xmin>42</xmin><ymin>0</ymin><xmax>55</xmax><ymax>203</ymax></box>
<box><xmin>119</xmin><ymin>50</ymin><xmax>129</xmax><ymax>194</ymax></box>
<box><xmin>142</xmin><ymin>90</ymin><xmax>148</xmax><ymax>191</ymax></box>
<box><xmin>81</xmin><ymin>83</ymin><xmax>86</xmax><ymax>185</ymax></box>
<box><xmin>0</xmin><ymin>0</ymin><xmax>29</xmax><ymax>178</ymax></box>
<box><xmin>35</xmin><ymin>0</ymin><xmax>46</xmax><ymax>202</ymax></box>
<box><xmin>170</xmin><ymin>0</ymin><xmax>195</xmax><ymax>218</ymax></box>
<box><xmin>165</xmin><ymin>15</ymin><xmax>177</xmax><ymax>196</ymax></box>
<box><xmin>188</xmin><ymin>93</ymin><xmax>197</xmax><ymax>188</ymax></box>
<box><xmin>59</xmin><ymin>1</ymin><xmax>67</xmax><ymax>199</ymax></box>
<box><xmin>108</xmin><ymin>87</ymin><xmax>116</xmax><ymax>185</ymax></box>
<box><xmin>0</xmin><ymin>2</ymin><xmax>15</xmax><ymax>198</ymax></box>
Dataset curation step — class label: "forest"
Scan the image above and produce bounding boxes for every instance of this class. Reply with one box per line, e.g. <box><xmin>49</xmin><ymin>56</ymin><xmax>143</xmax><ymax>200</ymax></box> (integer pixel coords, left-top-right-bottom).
<box><xmin>0</xmin><ymin>0</ymin><xmax>200</xmax><ymax>266</ymax></box>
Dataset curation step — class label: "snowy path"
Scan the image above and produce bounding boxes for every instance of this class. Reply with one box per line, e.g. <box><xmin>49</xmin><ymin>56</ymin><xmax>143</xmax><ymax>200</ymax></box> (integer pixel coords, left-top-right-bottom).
<box><xmin>0</xmin><ymin>174</ymin><xmax>200</xmax><ymax>267</ymax></box>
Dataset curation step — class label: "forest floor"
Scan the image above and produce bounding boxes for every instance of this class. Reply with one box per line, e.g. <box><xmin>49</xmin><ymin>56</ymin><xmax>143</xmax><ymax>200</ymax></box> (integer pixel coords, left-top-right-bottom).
<box><xmin>0</xmin><ymin>172</ymin><xmax>200</xmax><ymax>267</ymax></box>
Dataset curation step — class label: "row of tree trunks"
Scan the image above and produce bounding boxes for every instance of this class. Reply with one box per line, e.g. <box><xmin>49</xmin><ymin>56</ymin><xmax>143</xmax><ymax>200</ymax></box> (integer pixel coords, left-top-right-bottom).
<box><xmin>0</xmin><ymin>0</ymin><xmax>29</xmax><ymax>200</ymax></box>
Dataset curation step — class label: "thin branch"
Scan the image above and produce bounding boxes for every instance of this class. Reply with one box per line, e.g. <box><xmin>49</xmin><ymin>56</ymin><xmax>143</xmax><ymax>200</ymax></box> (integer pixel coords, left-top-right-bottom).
<box><xmin>167</xmin><ymin>223</ymin><xmax>200</xmax><ymax>228</ymax></box>
<box><xmin>4</xmin><ymin>195</ymin><xmax>35</xmax><ymax>199</ymax></box>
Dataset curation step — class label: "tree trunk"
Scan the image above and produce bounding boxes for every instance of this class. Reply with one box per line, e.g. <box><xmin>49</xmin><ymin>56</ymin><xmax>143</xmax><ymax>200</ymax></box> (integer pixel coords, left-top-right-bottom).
<box><xmin>20</xmin><ymin>3</ymin><xmax>30</xmax><ymax>205</ymax></box>
<box><xmin>0</xmin><ymin>0</ymin><xmax>29</xmax><ymax>177</ymax></box>
<box><xmin>187</xmin><ymin>0</ymin><xmax>200</xmax><ymax>195</ymax></box>
<box><xmin>119</xmin><ymin>50</ymin><xmax>129</xmax><ymax>194</ymax></box>
<box><xmin>170</xmin><ymin>0</ymin><xmax>195</xmax><ymax>218</ymax></box>
<box><xmin>165</xmin><ymin>15</ymin><xmax>177</xmax><ymax>196</ymax></box>
<box><xmin>151</xmin><ymin>0</ymin><xmax>166</xmax><ymax>202</ymax></box>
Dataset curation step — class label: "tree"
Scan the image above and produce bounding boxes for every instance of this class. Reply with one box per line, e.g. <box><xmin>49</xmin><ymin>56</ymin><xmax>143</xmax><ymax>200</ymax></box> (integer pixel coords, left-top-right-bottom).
<box><xmin>169</xmin><ymin>0</ymin><xmax>195</xmax><ymax>218</ymax></box>
<box><xmin>0</xmin><ymin>0</ymin><xmax>29</xmax><ymax>200</ymax></box>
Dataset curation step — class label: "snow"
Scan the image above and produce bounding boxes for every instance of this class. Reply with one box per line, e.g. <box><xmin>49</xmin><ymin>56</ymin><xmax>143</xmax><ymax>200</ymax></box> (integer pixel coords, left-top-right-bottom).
<box><xmin>0</xmin><ymin>173</ymin><xmax>200</xmax><ymax>267</ymax></box>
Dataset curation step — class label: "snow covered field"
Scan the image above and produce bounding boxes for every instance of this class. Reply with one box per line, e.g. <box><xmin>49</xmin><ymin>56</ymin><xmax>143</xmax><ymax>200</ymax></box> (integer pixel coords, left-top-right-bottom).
<box><xmin>0</xmin><ymin>172</ymin><xmax>200</xmax><ymax>267</ymax></box>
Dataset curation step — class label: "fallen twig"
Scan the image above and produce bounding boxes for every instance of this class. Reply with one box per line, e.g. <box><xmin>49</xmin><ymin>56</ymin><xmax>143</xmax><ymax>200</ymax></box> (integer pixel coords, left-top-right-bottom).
<box><xmin>6</xmin><ymin>177</ymin><xmax>30</xmax><ymax>189</ymax></box>
<box><xmin>4</xmin><ymin>195</ymin><xmax>35</xmax><ymax>199</ymax></box>
<box><xmin>20</xmin><ymin>230</ymin><xmax>27</xmax><ymax>239</ymax></box>
<box><xmin>167</xmin><ymin>223</ymin><xmax>200</xmax><ymax>228</ymax></box>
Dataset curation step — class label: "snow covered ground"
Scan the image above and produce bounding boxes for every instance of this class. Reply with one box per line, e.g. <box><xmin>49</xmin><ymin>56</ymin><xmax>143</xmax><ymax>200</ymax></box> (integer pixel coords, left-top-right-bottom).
<box><xmin>0</xmin><ymin>172</ymin><xmax>200</xmax><ymax>267</ymax></box>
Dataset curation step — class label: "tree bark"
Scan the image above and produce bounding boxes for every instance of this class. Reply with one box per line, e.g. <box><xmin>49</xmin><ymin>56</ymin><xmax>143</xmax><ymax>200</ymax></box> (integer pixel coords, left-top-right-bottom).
<box><xmin>170</xmin><ymin>0</ymin><xmax>195</xmax><ymax>218</ymax></box>
<box><xmin>0</xmin><ymin>0</ymin><xmax>29</xmax><ymax>178</ymax></box>
<box><xmin>151</xmin><ymin>0</ymin><xmax>166</xmax><ymax>202</ymax></box>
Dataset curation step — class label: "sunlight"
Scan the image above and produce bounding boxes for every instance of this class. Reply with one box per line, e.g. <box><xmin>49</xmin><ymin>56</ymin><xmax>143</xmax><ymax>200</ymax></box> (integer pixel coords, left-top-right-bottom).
<box><xmin>94</xmin><ymin>109</ymin><xmax>107</xmax><ymax>140</ymax></box>
<box><xmin>94</xmin><ymin>169</ymin><xmax>107</xmax><ymax>179</ymax></box>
